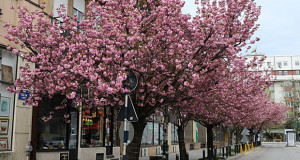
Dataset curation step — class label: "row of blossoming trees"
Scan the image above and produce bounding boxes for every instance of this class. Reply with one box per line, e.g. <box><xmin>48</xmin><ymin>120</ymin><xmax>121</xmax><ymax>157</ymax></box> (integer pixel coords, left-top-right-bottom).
<box><xmin>4</xmin><ymin>0</ymin><xmax>286</xmax><ymax>160</ymax></box>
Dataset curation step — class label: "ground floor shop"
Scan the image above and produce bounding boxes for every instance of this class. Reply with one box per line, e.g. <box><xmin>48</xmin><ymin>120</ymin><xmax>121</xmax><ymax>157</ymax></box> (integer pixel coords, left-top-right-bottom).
<box><xmin>30</xmin><ymin>95</ymin><xmax>121</xmax><ymax>160</ymax></box>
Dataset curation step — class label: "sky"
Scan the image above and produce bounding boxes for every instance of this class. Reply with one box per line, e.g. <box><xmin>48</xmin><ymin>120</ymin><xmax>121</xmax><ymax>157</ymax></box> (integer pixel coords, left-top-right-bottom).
<box><xmin>182</xmin><ymin>0</ymin><xmax>300</xmax><ymax>56</ymax></box>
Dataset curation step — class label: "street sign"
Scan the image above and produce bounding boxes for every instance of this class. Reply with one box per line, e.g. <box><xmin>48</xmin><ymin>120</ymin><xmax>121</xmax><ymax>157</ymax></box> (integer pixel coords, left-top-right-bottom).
<box><xmin>119</xmin><ymin>122</ymin><xmax>134</xmax><ymax>144</ymax></box>
<box><xmin>122</xmin><ymin>69</ymin><xmax>138</xmax><ymax>91</ymax></box>
<box><xmin>18</xmin><ymin>90</ymin><xmax>30</xmax><ymax>100</ymax></box>
<box><xmin>116</xmin><ymin>95</ymin><xmax>138</xmax><ymax>122</ymax></box>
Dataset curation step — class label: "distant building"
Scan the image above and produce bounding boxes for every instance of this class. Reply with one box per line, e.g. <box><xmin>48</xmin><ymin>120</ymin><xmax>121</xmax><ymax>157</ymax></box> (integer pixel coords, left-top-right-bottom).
<box><xmin>247</xmin><ymin>54</ymin><xmax>300</xmax><ymax>140</ymax></box>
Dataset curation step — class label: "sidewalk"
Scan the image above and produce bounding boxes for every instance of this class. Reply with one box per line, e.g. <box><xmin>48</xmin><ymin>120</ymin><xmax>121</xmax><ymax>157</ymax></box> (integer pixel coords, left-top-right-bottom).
<box><xmin>139</xmin><ymin>148</ymin><xmax>230</xmax><ymax>160</ymax></box>
<box><xmin>138</xmin><ymin>145</ymin><xmax>260</xmax><ymax>160</ymax></box>
<box><xmin>139</xmin><ymin>149</ymin><xmax>207</xmax><ymax>160</ymax></box>
<box><xmin>139</xmin><ymin>142</ymin><xmax>300</xmax><ymax>160</ymax></box>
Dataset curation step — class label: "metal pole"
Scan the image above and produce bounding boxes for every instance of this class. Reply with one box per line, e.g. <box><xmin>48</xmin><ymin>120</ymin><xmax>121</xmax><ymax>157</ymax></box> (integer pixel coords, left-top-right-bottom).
<box><xmin>123</xmin><ymin>94</ymin><xmax>129</xmax><ymax>160</ymax></box>
<box><xmin>163</xmin><ymin>106</ymin><xmax>169</xmax><ymax>160</ymax></box>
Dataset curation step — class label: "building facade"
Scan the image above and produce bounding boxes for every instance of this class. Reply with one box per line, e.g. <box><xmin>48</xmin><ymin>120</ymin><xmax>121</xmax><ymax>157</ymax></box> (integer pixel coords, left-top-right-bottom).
<box><xmin>0</xmin><ymin>1</ymin><xmax>209</xmax><ymax>159</ymax></box>
<box><xmin>247</xmin><ymin>54</ymin><xmax>300</xmax><ymax>141</ymax></box>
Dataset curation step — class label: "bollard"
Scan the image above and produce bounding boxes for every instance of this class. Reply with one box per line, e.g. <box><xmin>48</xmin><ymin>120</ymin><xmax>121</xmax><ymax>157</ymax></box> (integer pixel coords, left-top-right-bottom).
<box><xmin>176</xmin><ymin>154</ymin><xmax>179</xmax><ymax>160</ymax></box>
<box><xmin>235</xmin><ymin>145</ymin><xmax>237</xmax><ymax>154</ymax></box>
<box><xmin>229</xmin><ymin>146</ymin><xmax>231</xmax><ymax>156</ymax></box>
<box><xmin>186</xmin><ymin>153</ymin><xmax>189</xmax><ymax>160</ymax></box>
<box><xmin>203</xmin><ymin>150</ymin><xmax>206</xmax><ymax>159</ymax></box>
<box><xmin>214</xmin><ymin>148</ymin><xmax>217</xmax><ymax>160</ymax></box>
<box><xmin>226</xmin><ymin>146</ymin><xmax>228</xmax><ymax>158</ymax></box>
<box><xmin>240</xmin><ymin>145</ymin><xmax>243</xmax><ymax>153</ymax></box>
<box><xmin>222</xmin><ymin>147</ymin><xmax>224</xmax><ymax>157</ymax></box>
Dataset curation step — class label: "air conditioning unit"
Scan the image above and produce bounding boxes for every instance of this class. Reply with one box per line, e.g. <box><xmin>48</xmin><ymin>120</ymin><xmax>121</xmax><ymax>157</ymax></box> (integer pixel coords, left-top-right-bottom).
<box><xmin>157</xmin><ymin>146</ymin><xmax>162</xmax><ymax>155</ymax></box>
<box><xmin>142</xmin><ymin>148</ymin><xmax>148</xmax><ymax>157</ymax></box>
<box><xmin>173</xmin><ymin>146</ymin><xmax>178</xmax><ymax>152</ymax></box>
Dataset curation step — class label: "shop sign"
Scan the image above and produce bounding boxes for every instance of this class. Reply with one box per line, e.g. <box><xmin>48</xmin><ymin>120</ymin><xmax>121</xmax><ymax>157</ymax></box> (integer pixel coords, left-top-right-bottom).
<box><xmin>60</xmin><ymin>153</ymin><xmax>68</xmax><ymax>160</ymax></box>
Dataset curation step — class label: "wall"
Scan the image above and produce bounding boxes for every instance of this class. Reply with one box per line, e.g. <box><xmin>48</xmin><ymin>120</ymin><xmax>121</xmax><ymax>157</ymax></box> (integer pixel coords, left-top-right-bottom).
<box><xmin>13</xmin><ymin>56</ymin><xmax>34</xmax><ymax>160</ymax></box>
<box><xmin>36</xmin><ymin>151</ymin><xmax>69</xmax><ymax>160</ymax></box>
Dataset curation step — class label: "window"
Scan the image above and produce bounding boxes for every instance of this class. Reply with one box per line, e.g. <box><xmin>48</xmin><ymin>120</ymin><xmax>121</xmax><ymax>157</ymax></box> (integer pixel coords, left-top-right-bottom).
<box><xmin>283</xmin><ymin>61</ymin><xmax>288</xmax><ymax>66</ymax></box>
<box><xmin>268</xmin><ymin>91</ymin><xmax>274</xmax><ymax>99</ymax></box>
<box><xmin>141</xmin><ymin>122</ymin><xmax>153</xmax><ymax>145</ymax></box>
<box><xmin>286</xmin><ymin>102</ymin><xmax>292</xmax><ymax>107</ymax></box>
<box><xmin>284</xmin><ymin>91</ymin><xmax>292</xmax><ymax>97</ymax></box>
<box><xmin>269</xmin><ymin>84</ymin><xmax>274</xmax><ymax>90</ymax></box>
<box><xmin>296</xmin><ymin>61</ymin><xmax>300</xmax><ymax>66</ymax></box>
<box><xmin>284</xmin><ymin>81</ymin><xmax>292</xmax><ymax>86</ymax></box>
<box><xmin>284</xmin><ymin>71</ymin><xmax>289</xmax><ymax>75</ymax></box>
<box><xmin>141</xmin><ymin>122</ymin><xmax>163</xmax><ymax>146</ymax></box>
<box><xmin>278</xmin><ymin>62</ymin><xmax>282</xmax><ymax>68</ymax></box>
<box><xmin>296</xmin><ymin>92</ymin><xmax>300</xmax><ymax>99</ymax></box>
<box><xmin>267</xmin><ymin>62</ymin><xmax>271</xmax><ymax>68</ymax></box>
<box><xmin>296</xmin><ymin>83</ymin><xmax>300</xmax><ymax>89</ymax></box>
<box><xmin>37</xmin><ymin>95</ymin><xmax>78</xmax><ymax>150</ymax></box>
<box><xmin>278</xmin><ymin>71</ymin><xmax>283</xmax><ymax>75</ymax></box>
<box><xmin>81</xmin><ymin>107</ymin><xmax>104</xmax><ymax>147</ymax></box>
<box><xmin>73</xmin><ymin>8</ymin><xmax>83</xmax><ymax>22</ymax></box>
<box><xmin>296</xmin><ymin>70</ymin><xmax>300</xmax><ymax>75</ymax></box>
<box><xmin>171</xmin><ymin>124</ymin><xmax>178</xmax><ymax>144</ymax></box>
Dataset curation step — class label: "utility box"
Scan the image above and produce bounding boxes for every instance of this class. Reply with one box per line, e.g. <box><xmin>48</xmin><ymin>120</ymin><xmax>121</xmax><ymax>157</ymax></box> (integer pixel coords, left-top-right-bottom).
<box><xmin>286</xmin><ymin>131</ymin><xmax>296</xmax><ymax>147</ymax></box>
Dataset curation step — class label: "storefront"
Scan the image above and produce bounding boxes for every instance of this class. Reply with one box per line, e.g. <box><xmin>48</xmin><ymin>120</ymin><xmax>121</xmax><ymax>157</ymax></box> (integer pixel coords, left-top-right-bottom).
<box><xmin>0</xmin><ymin>46</ymin><xmax>18</xmax><ymax>153</ymax></box>
<box><xmin>31</xmin><ymin>95</ymin><xmax>120</xmax><ymax>160</ymax></box>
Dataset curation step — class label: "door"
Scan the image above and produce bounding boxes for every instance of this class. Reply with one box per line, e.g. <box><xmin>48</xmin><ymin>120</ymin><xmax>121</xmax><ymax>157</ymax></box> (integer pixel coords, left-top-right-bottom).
<box><xmin>69</xmin><ymin>111</ymin><xmax>78</xmax><ymax>160</ymax></box>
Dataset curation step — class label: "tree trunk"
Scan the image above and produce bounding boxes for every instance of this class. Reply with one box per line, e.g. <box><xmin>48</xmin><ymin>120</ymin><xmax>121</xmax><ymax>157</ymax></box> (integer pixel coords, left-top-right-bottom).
<box><xmin>235</xmin><ymin>128</ymin><xmax>240</xmax><ymax>145</ymax></box>
<box><xmin>206</xmin><ymin>124</ymin><xmax>214</xmax><ymax>160</ymax></box>
<box><xmin>126</xmin><ymin>118</ymin><xmax>147</xmax><ymax>160</ymax></box>
<box><xmin>249</xmin><ymin>129</ymin><xmax>254</xmax><ymax>143</ymax></box>
<box><xmin>177</xmin><ymin>125</ymin><xmax>187</xmax><ymax>160</ymax></box>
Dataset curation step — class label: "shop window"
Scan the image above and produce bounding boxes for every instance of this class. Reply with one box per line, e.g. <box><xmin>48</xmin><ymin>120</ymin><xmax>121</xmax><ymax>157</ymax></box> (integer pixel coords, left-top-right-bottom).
<box><xmin>81</xmin><ymin>107</ymin><xmax>104</xmax><ymax>147</ymax></box>
<box><xmin>296</xmin><ymin>70</ymin><xmax>300</xmax><ymax>75</ymax></box>
<box><xmin>278</xmin><ymin>71</ymin><xmax>282</xmax><ymax>75</ymax></box>
<box><xmin>0</xmin><ymin>48</ymin><xmax>19</xmax><ymax>151</ymax></box>
<box><xmin>37</xmin><ymin>95</ymin><xmax>78</xmax><ymax>150</ymax></box>
<box><xmin>141</xmin><ymin>122</ymin><xmax>163</xmax><ymax>146</ymax></box>
<box><xmin>141</xmin><ymin>122</ymin><xmax>153</xmax><ymax>145</ymax></box>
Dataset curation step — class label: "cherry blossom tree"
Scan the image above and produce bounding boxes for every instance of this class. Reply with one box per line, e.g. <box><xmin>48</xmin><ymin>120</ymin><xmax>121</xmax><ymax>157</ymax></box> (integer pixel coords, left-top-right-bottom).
<box><xmin>183</xmin><ymin>56</ymin><xmax>285</xmax><ymax>159</ymax></box>
<box><xmin>4</xmin><ymin>0</ymin><xmax>262</xmax><ymax>159</ymax></box>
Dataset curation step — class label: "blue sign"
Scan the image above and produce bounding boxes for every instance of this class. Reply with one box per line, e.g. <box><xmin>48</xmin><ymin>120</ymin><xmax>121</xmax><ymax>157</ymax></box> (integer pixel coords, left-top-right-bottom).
<box><xmin>18</xmin><ymin>90</ymin><xmax>30</xmax><ymax>100</ymax></box>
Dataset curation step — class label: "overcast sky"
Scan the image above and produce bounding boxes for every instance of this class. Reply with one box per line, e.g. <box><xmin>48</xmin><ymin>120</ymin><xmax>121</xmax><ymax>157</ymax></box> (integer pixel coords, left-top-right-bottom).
<box><xmin>182</xmin><ymin>0</ymin><xmax>300</xmax><ymax>56</ymax></box>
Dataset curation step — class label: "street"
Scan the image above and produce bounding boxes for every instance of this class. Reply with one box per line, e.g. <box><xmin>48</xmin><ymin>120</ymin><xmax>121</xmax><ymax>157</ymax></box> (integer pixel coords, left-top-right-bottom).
<box><xmin>233</xmin><ymin>142</ymin><xmax>300</xmax><ymax>160</ymax></box>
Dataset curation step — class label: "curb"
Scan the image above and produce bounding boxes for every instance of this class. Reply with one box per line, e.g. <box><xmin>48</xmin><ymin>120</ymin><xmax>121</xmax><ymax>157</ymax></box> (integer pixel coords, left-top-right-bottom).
<box><xmin>225</xmin><ymin>147</ymin><xmax>262</xmax><ymax>160</ymax></box>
